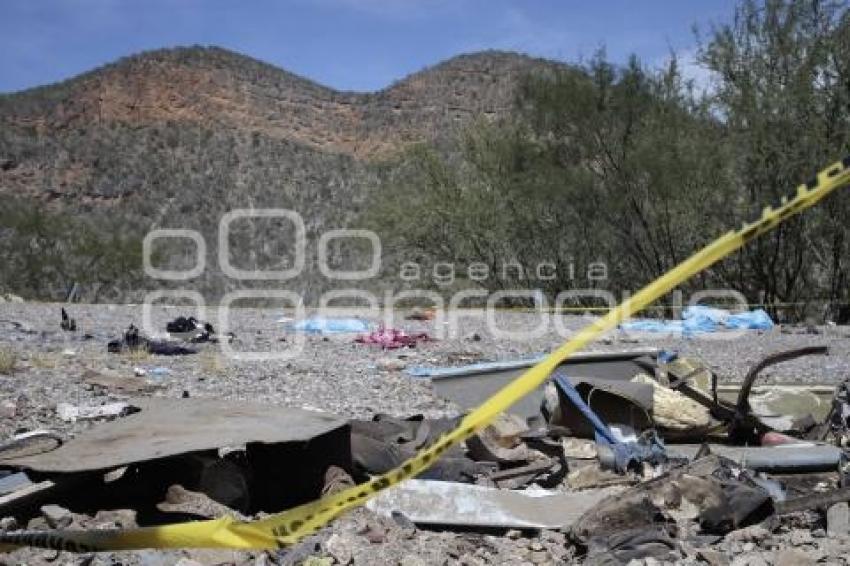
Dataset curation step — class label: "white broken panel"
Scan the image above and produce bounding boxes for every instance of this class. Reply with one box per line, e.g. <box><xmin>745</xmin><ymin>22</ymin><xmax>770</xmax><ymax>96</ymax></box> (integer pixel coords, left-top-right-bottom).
<box><xmin>366</xmin><ymin>479</ymin><xmax>620</xmax><ymax>530</ymax></box>
<box><xmin>56</xmin><ymin>402</ymin><xmax>130</xmax><ymax>423</ymax></box>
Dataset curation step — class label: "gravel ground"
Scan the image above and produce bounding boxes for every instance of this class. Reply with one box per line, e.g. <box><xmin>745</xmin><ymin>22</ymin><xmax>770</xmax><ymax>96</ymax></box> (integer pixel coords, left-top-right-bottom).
<box><xmin>0</xmin><ymin>302</ymin><xmax>849</xmax><ymax>565</ymax></box>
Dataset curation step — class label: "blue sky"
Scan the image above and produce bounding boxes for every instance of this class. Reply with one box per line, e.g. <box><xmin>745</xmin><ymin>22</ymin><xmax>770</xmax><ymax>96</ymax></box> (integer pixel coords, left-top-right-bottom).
<box><xmin>0</xmin><ymin>0</ymin><xmax>737</xmax><ymax>94</ymax></box>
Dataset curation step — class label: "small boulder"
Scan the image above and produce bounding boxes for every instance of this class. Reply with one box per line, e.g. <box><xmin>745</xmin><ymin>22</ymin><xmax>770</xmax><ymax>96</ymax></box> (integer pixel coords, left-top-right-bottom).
<box><xmin>376</xmin><ymin>358</ymin><xmax>407</xmax><ymax>372</ymax></box>
<box><xmin>323</xmin><ymin>532</ymin><xmax>356</xmax><ymax>565</ymax></box>
<box><xmin>40</xmin><ymin>504</ymin><xmax>73</xmax><ymax>529</ymax></box>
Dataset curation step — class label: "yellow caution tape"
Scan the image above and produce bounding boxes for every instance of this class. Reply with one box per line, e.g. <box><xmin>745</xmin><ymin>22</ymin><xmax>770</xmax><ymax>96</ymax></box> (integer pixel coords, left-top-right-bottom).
<box><xmin>3</xmin><ymin>156</ymin><xmax>850</xmax><ymax>552</ymax></box>
<box><xmin>498</xmin><ymin>301</ymin><xmax>850</xmax><ymax>313</ymax></box>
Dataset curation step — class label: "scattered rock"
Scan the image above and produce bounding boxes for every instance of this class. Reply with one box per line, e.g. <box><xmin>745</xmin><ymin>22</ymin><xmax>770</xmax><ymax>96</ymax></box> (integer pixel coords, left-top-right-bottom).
<box><xmin>488</xmin><ymin>413</ymin><xmax>529</xmax><ymax>448</ymax></box>
<box><xmin>91</xmin><ymin>508</ymin><xmax>138</xmax><ymax>529</ymax></box>
<box><xmin>84</xmin><ymin>368</ymin><xmax>159</xmax><ymax>393</ymax></box>
<box><xmin>730</xmin><ymin>553</ymin><xmax>769</xmax><ymax>566</ymax></box>
<box><xmin>566</xmin><ymin>463</ymin><xmax>630</xmax><ymax>489</ymax></box>
<box><xmin>827</xmin><ymin>502</ymin><xmax>849</xmax><ymax>536</ymax></box>
<box><xmin>541</xmin><ymin>530</ymin><xmax>566</xmax><ymax>545</ymax></box>
<box><xmin>323</xmin><ymin>532</ymin><xmax>356</xmax><ymax>565</ymax></box>
<box><xmin>40</xmin><ymin>504</ymin><xmax>72</xmax><ymax>528</ymax></box>
<box><xmin>390</xmin><ymin>510</ymin><xmax>417</xmax><ymax>538</ymax></box>
<box><xmin>458</xmin><ymin>553</ymin><xmax>487</xmax><ymax>566</ymax></box>
<box><xmin>466</xmin><ymin>412</ymin><xmax>532</xmax><ymax>463</ymax></box>
<box><xmin>400</xmin><ymin>555</ymin><xmax>428</xmax><ymax>566</ymax></box>
<box><xmin>183</xmin><ymin>549</ymin><xmax>257</xmax><ymax>565</ymax></box>
<box><xmin>726</xmin><ymin>525</ymin><xmax>771</xmax><ymax>543</ymax></box>
<box><xmin>562</xmin><ymin>438</ymin><xmax>597</xmax><ymax>459</ymax></box>
<box><xmin>1</xmin><ymin>305</ymin><xmax>849</xmax><ymax>564</ymax></box>
<box><xmin>359</xmin><ymin>521</ymin><xmax>386</xmax><ymax>544</ymax></box>
<box><xmin>789</xmin><ymin>529</ymin><xmax>814</xmax><ymax>546</ymax></box>
<box><xmin>376</xmin><ymin>358</ymin><xmax>407</xmax><ymax>372</ymax></box>
<box><xmin>275</xmin><ymin>533</ymin><xmax>328</xmax><ymax>566</ymax></box>
<box><xmin>696</xmin><ymin>548</ymin><xmax>730</xmax><ymax>566</ymax></box>
<box><xmin>157</xmin><ymin>484</ymin><xmax>247</xmax><ymax>520</ymax></box>
<box><xmin>321</xmin><ymin>465</ymin><xmax>355</xmax><ymax>496</ymax></box>
<box><xmin>774</xmin><ymin>548</ymin><xmax>816</xmax><ymax>566</ymax></box>
<box><xmin>26</xmin><ymin>516</ymin><xmax>47</xmax><ymax>530</ymax></box>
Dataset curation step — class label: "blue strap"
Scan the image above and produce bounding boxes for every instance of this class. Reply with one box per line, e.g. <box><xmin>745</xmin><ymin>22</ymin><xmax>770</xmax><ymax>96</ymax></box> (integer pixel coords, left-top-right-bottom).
<box><xmin>552</xmin><ymin>372</ymin><xmax>619</xmax><ymax>446</ymax></box>
<box><xmin>552</xmin><ymin>372</ymin><xmax>666</xmax><ymax>473</ymax></box>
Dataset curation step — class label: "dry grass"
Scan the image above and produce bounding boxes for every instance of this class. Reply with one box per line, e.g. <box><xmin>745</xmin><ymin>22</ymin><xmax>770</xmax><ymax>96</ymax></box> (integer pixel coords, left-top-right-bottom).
<box><xmin>29</xmin><ymin>351</ymin><xmax>58</xmax><ymax>369</ymax></box>
<box><xmin>0</xmin><ymin>347</ymin><xmax>17</xmax><ymax>375</ymax></box>
<box><xmin>199</xmin><ymin>350</ymin><xmax>227</xmax><ymax>376</ymax></box>
<box><xmin>122</xmin><ymin>347</ymin><xmax>153</xmax><ymax>364</ymax></box>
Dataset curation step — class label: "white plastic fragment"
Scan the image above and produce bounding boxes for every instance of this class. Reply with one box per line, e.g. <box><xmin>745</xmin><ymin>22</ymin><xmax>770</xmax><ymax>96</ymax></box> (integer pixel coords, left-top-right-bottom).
<box><xmin>56</xmin><ymin>402</ymin><xmax>130</xmax><ymax>423</ymax></box>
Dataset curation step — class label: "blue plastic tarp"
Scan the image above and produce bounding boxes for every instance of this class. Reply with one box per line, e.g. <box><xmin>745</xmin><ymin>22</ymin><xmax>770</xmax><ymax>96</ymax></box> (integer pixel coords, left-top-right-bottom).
<box><xmin>620</xmin><ymin>305</ymin><xmax>774</xmax><ymax>334</ymax></box>
<box><xmin>289</xmin><ymin>317</ymin><xmax>370</xmax><ymax>334</ymax></box>
<box><xmin>725</xmin><ymin>308</ymin><xmax>774</xmax><ymax>330</ymax></box>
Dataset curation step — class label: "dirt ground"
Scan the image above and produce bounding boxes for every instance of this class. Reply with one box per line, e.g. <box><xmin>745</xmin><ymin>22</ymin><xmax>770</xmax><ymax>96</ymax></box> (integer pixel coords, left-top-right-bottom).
<box><xmin>0</xmin><ymin>302</ymin><xmax>849</xmax><ymax>565</ymax></box>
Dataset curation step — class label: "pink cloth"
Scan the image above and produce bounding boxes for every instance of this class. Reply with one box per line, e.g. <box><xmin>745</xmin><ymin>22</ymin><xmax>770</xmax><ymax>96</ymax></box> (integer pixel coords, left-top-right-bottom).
<box><xmin>355</xmin><ymin>327</ymin><xmax>431</xmax><ymax>349</ymax></box>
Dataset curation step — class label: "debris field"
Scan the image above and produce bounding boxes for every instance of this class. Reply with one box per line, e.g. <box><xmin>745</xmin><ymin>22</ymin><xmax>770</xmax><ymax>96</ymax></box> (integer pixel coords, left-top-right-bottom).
<box><xmin>1</xmin><ymin>302</ymin><xmax>850</xmax><ymax>565</ymax></box>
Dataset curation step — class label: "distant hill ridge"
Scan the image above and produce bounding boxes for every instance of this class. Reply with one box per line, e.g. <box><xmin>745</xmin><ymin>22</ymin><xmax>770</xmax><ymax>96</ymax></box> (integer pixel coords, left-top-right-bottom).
<box><xmin>0</xmin><ymin>46</ymin><xmax>562</xmax><ymax>159</ymax></box>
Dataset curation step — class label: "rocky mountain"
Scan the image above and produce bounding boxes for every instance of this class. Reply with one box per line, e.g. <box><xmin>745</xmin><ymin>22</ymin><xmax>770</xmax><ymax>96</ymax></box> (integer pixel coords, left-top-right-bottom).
<box><xmin>0</xmin><ymin>46</ymin><xmax>562</xmax><ymax>301</ymax></box>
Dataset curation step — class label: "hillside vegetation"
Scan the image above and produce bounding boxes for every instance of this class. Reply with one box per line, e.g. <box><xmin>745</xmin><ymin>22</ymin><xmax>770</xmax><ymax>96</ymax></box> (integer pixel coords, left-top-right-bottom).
<box><xmin>1</xmin><ymin>0</ymin><xmax>849</xmax><ymax>318</ymax></box>
<box><xmin>0</xmin><ymin>47</ymin><xmax>549</xmax><ymax>301</ymax></box>
<box><xmin>369</xmin><ymin>0</ymin><xmax>850</xmax><ymax>318</ymax></box>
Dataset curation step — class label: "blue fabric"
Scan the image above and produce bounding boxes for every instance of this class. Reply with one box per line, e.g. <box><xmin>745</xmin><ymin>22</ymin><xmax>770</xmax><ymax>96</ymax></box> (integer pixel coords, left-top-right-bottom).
<box><xmin>725</xmin><ymin>308</ymin><xmax>774</xmax><ymax>330</ymax></box>
<box><xmin>681</xmin><ymin>305</ymin><xmax>721</xmax><ymax>332</ymax></box>
<box><xmin>289</xmin><ymin>317</ymin><xmax>370</xmax><ymax>334</ymax></box>
<box><xmin>684</xmin><ymin>305</ymin><xmax>774</xmax><ymax>330</ymax></box>
<box><xmin>657</xmin><ymin>350</ymin><xmax>679</xmax><ymax>364</ymax></box>
<box><xmin>620</xmin><ymin>306</ymin><xmax>774</xmax><ymax>334</ymax></box>
<box><xmin>552</xmin><ymin>372</ymin><xmax>666</xmax><ymax>473</ymax></box>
